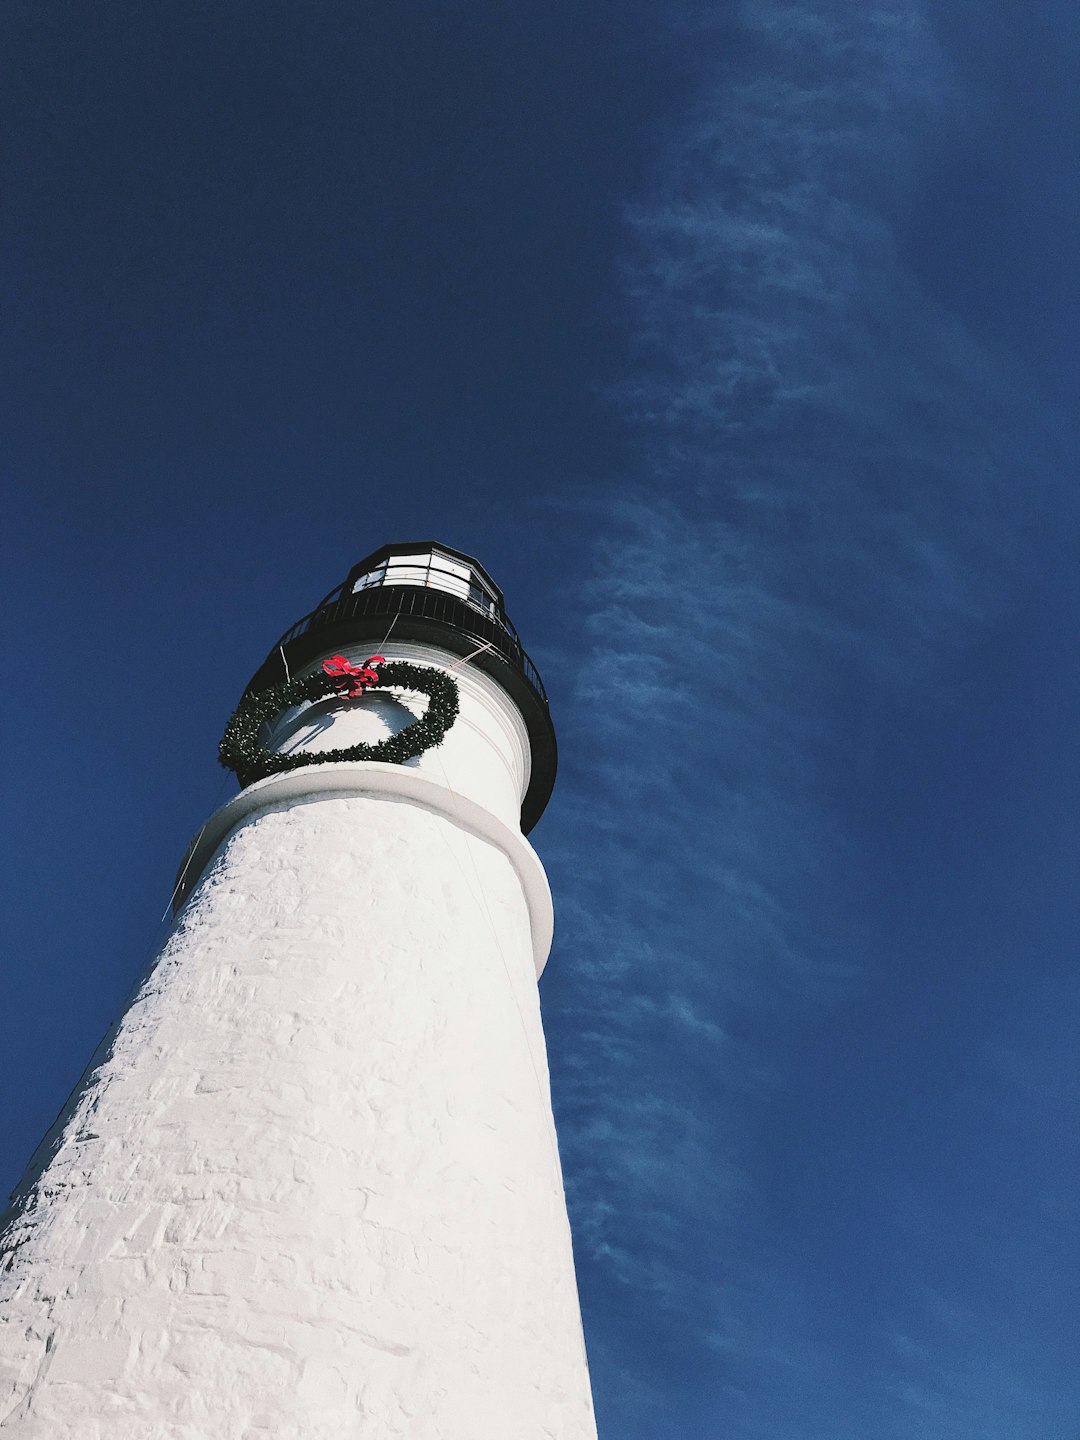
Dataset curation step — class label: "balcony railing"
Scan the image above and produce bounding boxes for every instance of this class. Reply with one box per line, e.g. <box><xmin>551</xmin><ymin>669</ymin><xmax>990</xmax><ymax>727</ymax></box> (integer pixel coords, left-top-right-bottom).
<box><xmin>264</xmin><ymin>580</ymin><xmax>549</xmax><ymax>705</ymax></box>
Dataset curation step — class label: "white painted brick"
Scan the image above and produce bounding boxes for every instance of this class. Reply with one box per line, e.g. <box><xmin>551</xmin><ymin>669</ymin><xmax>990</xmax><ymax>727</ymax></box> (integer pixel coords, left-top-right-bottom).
<box><xmin>0</xmin><ymin>791</ymin><xmax>596</xmax><ymax>1438</ymax></box>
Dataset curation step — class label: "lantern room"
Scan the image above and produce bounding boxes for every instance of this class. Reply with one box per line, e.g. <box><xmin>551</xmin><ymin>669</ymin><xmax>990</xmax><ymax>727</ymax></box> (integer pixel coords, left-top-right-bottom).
<box><xmin>348</xmin><ymin>545</ymin><xmax>501</xmax><ymax>620</ymax></box>
<box><xmin>239</xmin><ymin>541</ymin><xmax>557</xmax><ymax>832</ymax></box>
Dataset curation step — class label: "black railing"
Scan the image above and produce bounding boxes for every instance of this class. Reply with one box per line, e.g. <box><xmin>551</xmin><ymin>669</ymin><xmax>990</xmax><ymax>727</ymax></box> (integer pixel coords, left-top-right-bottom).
<box><xmin>267</xmin><ymin>582</ymin><xmax>549</xmax><ymax>704</ymax></box>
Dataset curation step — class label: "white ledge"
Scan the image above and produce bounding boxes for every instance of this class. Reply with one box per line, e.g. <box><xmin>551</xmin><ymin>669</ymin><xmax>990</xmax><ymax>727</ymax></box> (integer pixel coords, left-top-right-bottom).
<box><xmin>173</xmin><ymin>763</ymin><xmax>554</xmax><ymax>977</ymax></box>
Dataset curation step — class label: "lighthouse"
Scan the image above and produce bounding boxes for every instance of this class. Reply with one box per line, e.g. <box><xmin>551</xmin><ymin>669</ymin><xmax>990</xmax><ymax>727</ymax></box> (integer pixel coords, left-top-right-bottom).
<box><xmin>0</xmin><ymin>543</ymin><xmax>597</xmax><ymax>1439</ymax></box>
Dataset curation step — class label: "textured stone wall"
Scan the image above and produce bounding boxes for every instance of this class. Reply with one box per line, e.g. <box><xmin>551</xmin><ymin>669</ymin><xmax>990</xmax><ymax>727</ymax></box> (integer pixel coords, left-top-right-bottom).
<box><xmin>0</xmin><ymin>794</ymin><xmax>597</xmax><ymax>1438</ymax></box>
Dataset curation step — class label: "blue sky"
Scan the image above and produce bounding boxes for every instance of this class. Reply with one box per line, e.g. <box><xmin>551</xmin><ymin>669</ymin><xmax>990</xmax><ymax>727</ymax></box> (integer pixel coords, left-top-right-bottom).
<box><xmin>3</xmin><ymin>3</ymin><xmax>1078</xmax><ymax>1436</ymax></box>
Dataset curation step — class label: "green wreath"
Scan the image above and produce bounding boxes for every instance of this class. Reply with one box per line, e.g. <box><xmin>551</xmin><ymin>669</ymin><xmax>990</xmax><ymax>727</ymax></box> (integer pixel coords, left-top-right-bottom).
<box><xmin>219</xmin><ymin>657</ymin><xmax>460</xmax><ymax>788</ymax></box>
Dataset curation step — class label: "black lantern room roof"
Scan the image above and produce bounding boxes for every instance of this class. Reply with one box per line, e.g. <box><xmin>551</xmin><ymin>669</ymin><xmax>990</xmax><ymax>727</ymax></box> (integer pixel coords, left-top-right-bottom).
<box><xmin>241</xmin><ymin>542</ymin><xmax>557</xmax><ymax>832</ymax></box>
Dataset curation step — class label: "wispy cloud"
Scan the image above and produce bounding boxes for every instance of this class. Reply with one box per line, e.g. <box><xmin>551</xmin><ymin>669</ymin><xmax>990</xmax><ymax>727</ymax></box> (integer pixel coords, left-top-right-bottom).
<box><xmin>539</xmin><ymin>0</ymin><xmax>1062</xmax><ymax>1433</ymax></box>
<box><xmin>880</xmin><ymin>1285</ymin><xmax>1059</xmax><ymax>1440</ymax></box>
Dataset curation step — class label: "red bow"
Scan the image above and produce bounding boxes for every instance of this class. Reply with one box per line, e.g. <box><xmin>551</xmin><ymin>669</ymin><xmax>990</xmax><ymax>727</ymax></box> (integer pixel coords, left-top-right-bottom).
<box><xmin>322</xmin><ymin>653</ymin><xmax>385</xmax><ymax>697</ymax></box>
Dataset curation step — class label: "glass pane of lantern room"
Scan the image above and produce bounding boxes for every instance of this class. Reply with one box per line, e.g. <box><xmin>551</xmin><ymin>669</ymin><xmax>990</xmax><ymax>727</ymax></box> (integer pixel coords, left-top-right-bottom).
<box><xmin>351</xmin><ymin>562</ymin><xmax>387</xmax><ymax>593</ymax></box>
<box><xmin>468</xmin><ymin>579</ymin><xmax>496</xmax><ymax>616</ymax></box>
<box><xmin>429</xmin><ymin>552</ymin><xmax>472</xmax><ymax>602</ymax></box>
<box><xmin>382</xmin><ymin>551</ymin><xmax>435</xmax><ymax>589</ymax></box>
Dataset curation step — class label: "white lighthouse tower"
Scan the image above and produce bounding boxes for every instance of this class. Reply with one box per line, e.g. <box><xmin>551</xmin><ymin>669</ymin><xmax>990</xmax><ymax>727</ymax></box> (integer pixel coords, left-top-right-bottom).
<box><xmin>0</xmin><ymin>543</ymin><xmax>597</xmax><ymax>1439</ymax></box>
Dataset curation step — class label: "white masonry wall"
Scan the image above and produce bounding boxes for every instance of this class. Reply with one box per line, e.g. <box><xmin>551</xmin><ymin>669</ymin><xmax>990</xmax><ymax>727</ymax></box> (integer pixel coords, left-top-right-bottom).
<box><xmin>0</xmin><ymin>648</ymin><xmax>597</xmax><ymax>1440</ymax></box>
<box><xmin>267</xmin><ymin>642</ymin><xmax>532</xmax><ymax>831</ymax></box>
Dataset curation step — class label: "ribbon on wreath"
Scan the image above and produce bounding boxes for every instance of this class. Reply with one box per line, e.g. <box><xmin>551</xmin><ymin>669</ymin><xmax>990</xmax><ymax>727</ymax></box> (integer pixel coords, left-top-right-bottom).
<box><xmin>321</xmin><ymin>653</ymin><xmax>386</xmax><ymax>698</ymax></box>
